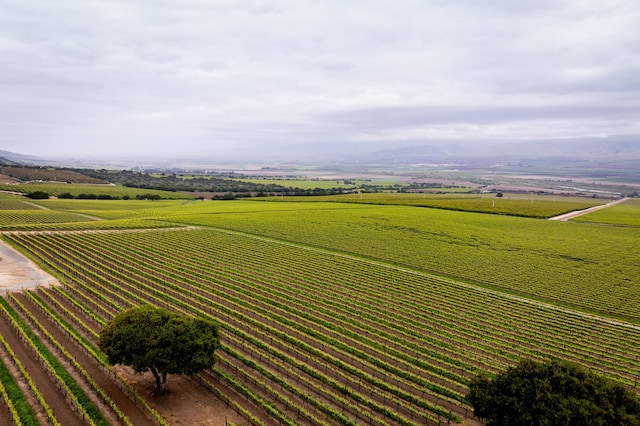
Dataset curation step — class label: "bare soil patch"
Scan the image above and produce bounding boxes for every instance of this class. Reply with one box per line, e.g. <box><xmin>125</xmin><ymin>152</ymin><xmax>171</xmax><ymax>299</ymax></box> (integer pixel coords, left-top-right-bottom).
<box><xmin>0</xmin><ymin>240</ymin><xmax>60</xmax><ymax>290</ymax></box>
<box><xmin>117</xmin><ymin>367</ymin><xmax>245</xmax><ymax>426</ymax></box>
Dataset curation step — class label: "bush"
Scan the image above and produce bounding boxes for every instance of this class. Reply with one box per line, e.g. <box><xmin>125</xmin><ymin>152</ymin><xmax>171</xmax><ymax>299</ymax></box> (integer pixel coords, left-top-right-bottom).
<box><xmin>77</xmin><ymin>193</ymin><xmax>98</xmax><ymax>199</ymax></box>
<box><xmin>467</xmin><ymin>358</ymin><xmax>640</xmax><ymax>426</ymax></box>
<box><xmin>25</xmin><ymin>191</ymin><xmax>49</xmax><ymax>199</ymax></box>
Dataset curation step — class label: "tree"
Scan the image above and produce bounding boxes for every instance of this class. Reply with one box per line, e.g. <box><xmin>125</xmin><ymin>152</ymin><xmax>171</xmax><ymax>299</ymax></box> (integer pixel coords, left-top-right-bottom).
<box><xmin>98</xmin><ymin>305</ymin><xmax>220</xmax><ymax>395</ymax></box>
<box><xmin>467</xmin><ymin>358</ymin><xmax>640</xmax><ymax>426</ymax></box>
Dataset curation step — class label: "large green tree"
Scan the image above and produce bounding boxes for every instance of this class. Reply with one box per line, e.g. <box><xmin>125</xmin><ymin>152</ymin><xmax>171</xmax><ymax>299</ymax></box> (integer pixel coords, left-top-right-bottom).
<box><xmin>98</xmin><ymin>305</ymin><xmax>220</xmax><ymax>395</ymax></box>
<box><xmin>467</xmin><ymin>358</ymin><xmax>640</xmax><ymax>426</ymax></box>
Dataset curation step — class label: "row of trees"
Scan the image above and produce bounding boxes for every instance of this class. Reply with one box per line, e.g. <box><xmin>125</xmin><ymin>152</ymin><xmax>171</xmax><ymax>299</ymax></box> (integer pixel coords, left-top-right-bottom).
<box><xmin>78</xmin><ymin>169</ymin><xmax>395</xmax><ymax>195</ymax></box>
<box><xmin>26</xmin><ymin>192</ymin><xmax>164</xmax><ymax>200</ymax></box>
<box><xmin>58</xmin><ymin>192</ymin><xmax>163</xmax><ymax>200</ymax></box>
<box><xmin>80</xmin><ymin>169</ymin><xmax>296</xmax><ymax>194</ymax></box>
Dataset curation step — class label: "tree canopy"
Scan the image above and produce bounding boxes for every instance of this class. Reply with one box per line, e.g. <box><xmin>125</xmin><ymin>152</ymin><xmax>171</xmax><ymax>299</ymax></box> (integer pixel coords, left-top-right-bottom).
<box><xmin>467</xmin><ymin>358</ymin><xmax>640</xmax><ymax>426</ymax></box>
<box><xmin>98</xmin><ymin>305</ymin><xmax>220</xmax><ymax>395</ymax></box>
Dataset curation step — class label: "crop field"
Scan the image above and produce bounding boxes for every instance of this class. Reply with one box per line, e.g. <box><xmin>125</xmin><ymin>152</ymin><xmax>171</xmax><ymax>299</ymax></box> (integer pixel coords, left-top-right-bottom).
<box><xmin>0</xmin><ymin>200</ymin><xmax>44</xmax><ymax>210</ymax></box>
<box><xmin>0</xmin><ymin>209</ymin><xmax>98</xmax><ymax>227</ymax></box>
<box><xmin>237</xmin><ymin>178</ymin><xmax>360</xmax><ymax>190</ymax></box>
<box><xmin>0</xmin><ymin>196</ymin><xmax>638</xmax><ymax>425</ymax></box>
<box><xmin>163</xmin><ymin>200</ymin><xmax>640</xmax><ymax>321</ymax></box>
<box><xmin>572</xmin><ymin>198</ymin><xmax>640</xmax><ymax>226</ymax></box>
<box><xmin>263</xmin><ymin>192</ymin><xmax>606</xmax><ymax>218</ymax></box>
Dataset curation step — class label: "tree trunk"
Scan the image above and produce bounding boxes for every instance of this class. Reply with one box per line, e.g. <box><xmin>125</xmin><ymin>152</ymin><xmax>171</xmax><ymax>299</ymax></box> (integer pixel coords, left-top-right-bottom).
<box><xmin>149</xmin><ymin>367</ymin><xmax>168</xmax><ymax>395</ymax></box>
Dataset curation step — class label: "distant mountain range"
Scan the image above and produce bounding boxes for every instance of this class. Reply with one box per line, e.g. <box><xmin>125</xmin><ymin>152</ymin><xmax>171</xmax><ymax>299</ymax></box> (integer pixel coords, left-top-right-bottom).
<box><xmin>0</xmin><ymin>150</ymin><xmax>42</xmax><ymax>165</ymax></box>
<box><xmin>2</xmin><ymin>135</ymin><xmax>639</xmax><ymax>168</ymax></box>
<box><xmin>355</xmin><ymin>136</ymin><xmax>640</xmax><ymax>165</ymax></box>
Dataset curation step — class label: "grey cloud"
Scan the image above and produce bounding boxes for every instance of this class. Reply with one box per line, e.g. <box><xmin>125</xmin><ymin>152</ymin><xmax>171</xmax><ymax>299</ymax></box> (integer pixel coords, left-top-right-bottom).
<box><xmin>1</xmin><ymin>0</ymin><xmax>639</xmax><ymax>158</ymax></box>
<box><xmin>322</xmin><ymin>104</ymin><xmax>640</xmax><ymax>129</ymax></box>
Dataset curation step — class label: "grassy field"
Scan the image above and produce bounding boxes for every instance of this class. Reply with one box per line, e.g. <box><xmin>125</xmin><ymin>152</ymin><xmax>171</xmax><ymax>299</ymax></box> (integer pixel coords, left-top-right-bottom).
<box><xmin>0</xmin><ymin>194</ymin><xmax>638</xmax><ymax>425</ymax></box>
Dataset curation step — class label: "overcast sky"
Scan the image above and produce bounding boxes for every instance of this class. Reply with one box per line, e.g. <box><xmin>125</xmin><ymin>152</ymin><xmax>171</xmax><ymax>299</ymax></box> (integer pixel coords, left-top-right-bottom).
<box><xmin>1</xmin><ymin>0</ymin><xmax>639</xmax><ymax>160</ymax></box>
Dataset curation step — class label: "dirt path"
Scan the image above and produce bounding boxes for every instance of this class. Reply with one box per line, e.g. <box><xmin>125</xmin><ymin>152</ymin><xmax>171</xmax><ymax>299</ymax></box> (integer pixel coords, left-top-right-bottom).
<box><xmin>548</xmin><ymin>197</ymin><xmax>629</xmax><ymax>221</ymax></box>
<box><xmin>20</xmin><ymin>201</ymin><xmax>49</xmax><ymax>210</ymax></box>
<box><xmin>0</xmin><ymin>240</ymin><xmax>60</xmax><ymax>290</ymax></box>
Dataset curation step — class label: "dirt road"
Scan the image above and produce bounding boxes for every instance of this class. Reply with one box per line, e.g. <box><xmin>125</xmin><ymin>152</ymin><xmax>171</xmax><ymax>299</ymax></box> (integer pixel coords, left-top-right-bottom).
<box><xmin>548</xmin><ymin>197</ymin><xmax>628</xmax><ymax>221</ymax></box>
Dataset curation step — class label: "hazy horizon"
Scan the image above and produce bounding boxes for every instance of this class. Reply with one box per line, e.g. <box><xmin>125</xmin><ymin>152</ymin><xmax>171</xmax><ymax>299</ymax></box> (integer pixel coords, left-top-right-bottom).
<box><xmin>2</xmin><ymin>1</ymin><xmax>639</xmax><ymax>160</ymax></box>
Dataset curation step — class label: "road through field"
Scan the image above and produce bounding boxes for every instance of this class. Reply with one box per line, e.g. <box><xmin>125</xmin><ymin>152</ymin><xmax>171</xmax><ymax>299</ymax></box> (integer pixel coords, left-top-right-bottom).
<box><xmin>548</xmin><ymin>197</ymin><xmax>628</xmax><ymax>221</ymax></box>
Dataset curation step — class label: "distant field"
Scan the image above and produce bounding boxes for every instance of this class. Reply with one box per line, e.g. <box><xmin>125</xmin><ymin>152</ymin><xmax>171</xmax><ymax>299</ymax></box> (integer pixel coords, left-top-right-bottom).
<box><xmin>256</xmin><ymin>192</ymin><xmax>606</xmax><ymax>218</ymax></box>
<box><xmin>0</xmin><ymin>166</ymin><xmax>108</xmax><ymax>184</ymax></box>
<box><xmin>237</xmin><ymin>177</ymin><xmax>407</xmax><ymax>189</ymax></box>
<box><xmin>0</xmin><ymin>182</ymin><xmax>194</xmax><ymax>200</ymax></box>
<box><xmin>0</xmin><ymin>197</ymin><xmax>191</xmax><ymax>229</ymax></box>
<box><xmin>31</xmin><ymin>199</ymin><xmax>192</xmax><ymax>219</ymax></box>
<box><xmin>572</xmin><ymin>198</ymin><xmax>640</xmax><ymax>226</ymax></box>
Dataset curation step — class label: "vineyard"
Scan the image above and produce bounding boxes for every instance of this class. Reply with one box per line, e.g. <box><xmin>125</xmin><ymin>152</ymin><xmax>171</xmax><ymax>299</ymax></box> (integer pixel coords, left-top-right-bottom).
<box><xmin>572</xmin><ymin>198</ymin><xmax>640</xmax><ymax>226</ymax></box>
<box><xmin>0</xmin><ymin>196</ymin><xmax>638</xmax><ymax>425</ymax></box>
<box><xmin>263</xmin><ymin>192</ymin><xmax>607</xmax><ymax>218</ymax></box>
<box><xmin>0</xmin><ymin>182</ymin><xmax>193</xmax><ymax>200</ymax></box>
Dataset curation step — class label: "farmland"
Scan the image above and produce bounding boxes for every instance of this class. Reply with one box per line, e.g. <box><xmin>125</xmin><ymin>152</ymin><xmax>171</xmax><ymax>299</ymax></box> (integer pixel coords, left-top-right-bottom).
<box><xmin>262</xmin><ymin>192</ymin><xmax>606</xmax><ymax>218</ymax></box>
<box><xmin>0</xmin><ymin>195</ymin><xmax>638</xmax><ymax>425</ymax></box>
<box><xmin>0</xmin><ymin>182</ymin><xmax>194</xmax><ymax>200</ymax></box>
<box><xmin>572</xmin><ymin>198</ymin><xmax>640</xmax><ymax>226</ymax></box>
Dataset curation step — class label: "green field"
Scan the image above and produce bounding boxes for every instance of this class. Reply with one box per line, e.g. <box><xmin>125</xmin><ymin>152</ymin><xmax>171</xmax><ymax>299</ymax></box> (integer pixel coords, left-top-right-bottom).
<box><xmin>0</xmin><ymin>182</ymin><xmax>194</xmax><ymax>200</ymax></box>
<box><xmin>238</xmin><ymin>178</ymin><xmax>362</xmax><ymax>189</ymax></box>
<box><xmin>572</xmin><ymin>198</ymin><xmax>640</xmax><ymax>226</ymax></box>
<box><xmin>259</xmin><ymin>192</ymin><xmax>606</xmax><ymax>218</ymax></box>
<box><xmin>0</xmin><ymin>195</ymin><xmax>638</xmax><ymax>425</ymax></box>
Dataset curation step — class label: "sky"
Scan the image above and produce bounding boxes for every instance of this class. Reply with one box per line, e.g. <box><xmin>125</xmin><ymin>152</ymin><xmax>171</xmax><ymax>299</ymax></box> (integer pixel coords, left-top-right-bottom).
<box><xmin>1</xmin><ymin>0</ymin><xmax>639</xmax><ymax>160</ymax></box>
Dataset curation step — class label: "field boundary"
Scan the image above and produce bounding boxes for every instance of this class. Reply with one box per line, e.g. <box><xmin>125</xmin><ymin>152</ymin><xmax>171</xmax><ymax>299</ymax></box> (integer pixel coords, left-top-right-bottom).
<box><xmin>548</xmin><ymin>197</ymin><xmax>628</xmax><ymax>221</ymax></box>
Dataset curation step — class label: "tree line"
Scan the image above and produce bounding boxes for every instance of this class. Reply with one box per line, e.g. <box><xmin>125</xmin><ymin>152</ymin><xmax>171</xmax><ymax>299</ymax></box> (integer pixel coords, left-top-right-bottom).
<box><xmin>77</xmin><ymin>169</ymin><xmax>341</xmax><ymax>195</ymax></box>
